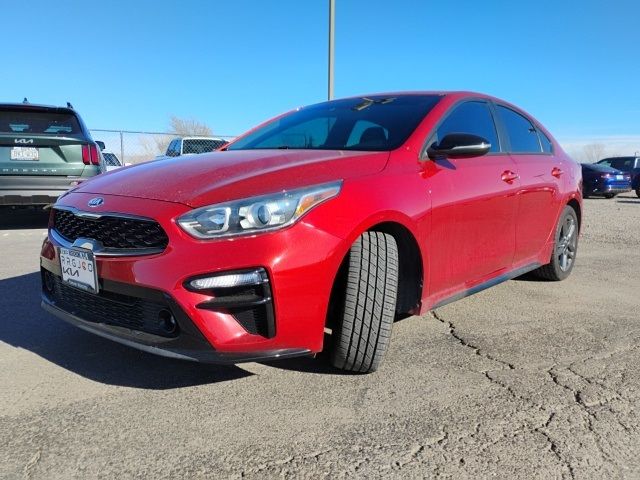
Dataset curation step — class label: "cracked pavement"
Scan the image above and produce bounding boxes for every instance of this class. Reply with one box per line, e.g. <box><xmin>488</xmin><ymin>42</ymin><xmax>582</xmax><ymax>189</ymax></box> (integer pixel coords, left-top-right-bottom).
<box><xmin>1</xmin><ymin>194</ymin><xmax>639</xmax><ymax>479</ymax></box>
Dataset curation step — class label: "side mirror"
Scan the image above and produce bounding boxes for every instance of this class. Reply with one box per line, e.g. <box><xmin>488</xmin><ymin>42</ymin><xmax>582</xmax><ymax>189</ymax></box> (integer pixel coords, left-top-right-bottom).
<box><xmin>95</xmin><ymin>140</ymin><xmax>106</xmax><ymax>151</ymax></box>
<box><xmin>426</xmin><ymin>133</ymin><xmax>491</xmax><ymax>159</ymax></box>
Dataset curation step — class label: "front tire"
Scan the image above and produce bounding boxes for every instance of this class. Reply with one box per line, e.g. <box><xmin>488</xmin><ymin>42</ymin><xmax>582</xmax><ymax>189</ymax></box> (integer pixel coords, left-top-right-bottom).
<box><xmin>532</xmin><ymin>206</ymin><xmax>579</xmax><ymax>281</ymax></box>
<box><xmin>329</xmin><ymin>231</ymin><xmax>399</xmax><ymax>373</ymax></box>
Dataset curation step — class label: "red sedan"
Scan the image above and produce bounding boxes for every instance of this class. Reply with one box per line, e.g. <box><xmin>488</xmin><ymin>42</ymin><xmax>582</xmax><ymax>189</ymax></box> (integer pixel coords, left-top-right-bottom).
<box><xmin>40</xmin><ymin>92</ymin><xmax>582</xmax><ymax>373</ymax></box>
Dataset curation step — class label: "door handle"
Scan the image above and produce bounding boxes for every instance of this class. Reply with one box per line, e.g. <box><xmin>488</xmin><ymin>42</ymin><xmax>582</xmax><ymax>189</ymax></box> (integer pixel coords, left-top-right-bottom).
<box><xmin>551</xmin><ymin>167</ymin><xmax>563</xmax><ymax>178</ymax></box>
<box><xmin>501</xmin><ymin>170</ymin><xmax>519</xmax><ymax>183</ymax></box>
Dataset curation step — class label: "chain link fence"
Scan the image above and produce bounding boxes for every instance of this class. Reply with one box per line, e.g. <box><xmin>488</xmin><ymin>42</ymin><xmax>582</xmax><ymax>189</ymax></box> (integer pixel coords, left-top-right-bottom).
<box><xmin>89</xmin><ymin>129</ymin><xmax>237</xmax><ymax>166</ymax></box>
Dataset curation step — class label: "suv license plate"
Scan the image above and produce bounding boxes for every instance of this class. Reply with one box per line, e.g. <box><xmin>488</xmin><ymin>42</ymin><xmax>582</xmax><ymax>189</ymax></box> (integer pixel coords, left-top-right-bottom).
<box><xmin>59</xmin><ymin>247</ymin><xmax>98</xmax><ymax>293</ymax></box>
<box><xmin>10</xmin><ymin>147</ymin><xmax>39</xmax><ymax>161</ymax></box>
<box><xmin>616</xmin><ymin>174</ymin><xmax>624</xmax><ymax>180</ymax></box>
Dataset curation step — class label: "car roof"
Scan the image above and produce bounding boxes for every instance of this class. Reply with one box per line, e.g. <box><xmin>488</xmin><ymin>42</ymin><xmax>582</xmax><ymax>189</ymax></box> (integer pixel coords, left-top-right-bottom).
<box><xmin>599</xmin><ymin>156</ymin><xmax>639</xmax><ymax>161</ymax></box>
<box><xmin>338</xmin><ymin>90</ymin><xmax>495</xmax><ymax>99</ymax></box>
<box><xmin>180</xmin><ymin>137</ymin><xmax>227</xmax><ymax>141</ymax></box>
<box><xmin>0</xmin><ymin>103</ymin><xmax>76</xmax><ymax>115</ymax></box>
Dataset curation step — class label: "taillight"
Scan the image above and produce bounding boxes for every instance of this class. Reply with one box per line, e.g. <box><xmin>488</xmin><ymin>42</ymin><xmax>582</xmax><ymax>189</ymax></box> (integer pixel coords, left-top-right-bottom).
<box><xmin>82</xmin><ymin>144</ymin><xmax>90</xmax><ymax>165</ymax></box>
<box><xmin>81</xmin><ymin>143</ymin><xmax>100</xmax><ymax>166</ymax></box>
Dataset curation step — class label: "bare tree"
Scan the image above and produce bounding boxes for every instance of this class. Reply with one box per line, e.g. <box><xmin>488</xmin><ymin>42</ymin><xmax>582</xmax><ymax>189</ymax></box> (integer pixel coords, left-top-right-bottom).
<box><xmin>582</xmin><ymin>143</ymin><xmax>607</xmax><ymax>163</ymax></box>
<box><xmin>169</xmin><ymin>116</ymin><xmax>213</xmax><ymax>136</ymax></box>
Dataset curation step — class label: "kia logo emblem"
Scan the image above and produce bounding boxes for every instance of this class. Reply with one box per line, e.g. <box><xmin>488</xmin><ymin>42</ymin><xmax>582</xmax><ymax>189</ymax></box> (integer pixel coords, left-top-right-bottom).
<box><xmin>88</xmin><ymin>197</ymin><xmax>104</xmax><ymax>207</ymax></box>
<box><xmin>14</xmin><ymin>138</ymin><xmax>34</xmax><ymax>144</ymax></box>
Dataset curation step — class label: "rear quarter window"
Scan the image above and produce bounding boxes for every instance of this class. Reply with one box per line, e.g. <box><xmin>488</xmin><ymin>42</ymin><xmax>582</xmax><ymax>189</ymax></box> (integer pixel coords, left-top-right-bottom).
<box><xmin>538</xmin><ymin>130</ymin><xmax>553</xmax><ymax>153</ymax></box>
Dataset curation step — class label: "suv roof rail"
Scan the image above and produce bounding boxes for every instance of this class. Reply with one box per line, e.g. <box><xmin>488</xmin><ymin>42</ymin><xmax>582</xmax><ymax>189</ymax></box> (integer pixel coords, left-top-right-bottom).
<box><xmin>23</xmin><ymin>97</ymin><xmax>29</xmax><ymax>104</ymax></box>
<box><xmin>67</xmin><ymin>102</ymin><xmax>74</xmax><ymax>109</ymax></box>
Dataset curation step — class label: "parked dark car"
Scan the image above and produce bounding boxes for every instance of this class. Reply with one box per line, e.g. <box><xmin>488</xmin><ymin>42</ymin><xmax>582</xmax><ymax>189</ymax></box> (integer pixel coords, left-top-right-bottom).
<box><xmin>597</xmin><ymin>156</ymin><xmax>640</xmax><ymax>198</ymax></box>
<box><xmin>0</xmin><ymin>101</ymin><xmax>102</xmax><ymax>207</ymax></box>
<box><xmin>581</xmin><ymin>163</ymin><xmax>631</xmax><ymax>198</ymax></box>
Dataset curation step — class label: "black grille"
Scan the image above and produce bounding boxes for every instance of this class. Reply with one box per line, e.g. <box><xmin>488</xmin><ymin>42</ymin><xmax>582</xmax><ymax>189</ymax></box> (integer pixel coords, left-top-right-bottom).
<box><xmin>48</xmin><ymin>275</ymin><xmax>178</xmax><ymax>337</ymax></box>
<box><xmin>53</xmin><ymin>208</ymin><xmax>168</xmax><ymax>251</ymax></box>
<box><xmin>232</xmin><ymin>305</ymin><xmax>271</xmax><ymax>337</ymax></box>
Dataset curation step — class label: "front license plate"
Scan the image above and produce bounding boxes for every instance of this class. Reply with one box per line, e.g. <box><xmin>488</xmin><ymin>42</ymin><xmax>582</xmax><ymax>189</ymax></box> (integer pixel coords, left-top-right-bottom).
<box><xmin>10</xmin><ymin>146</ymin><xmax>39</xmax><ymax>161</ymax></box>
<box><xmin>59</xmin><ymin>247</ymin><xmax>98</xmax><ymax>293</ymax></box>
<box><xmin>616</xmin><ymin>174</ymin><xmax>624</xmax><ymax>180</ymax></box>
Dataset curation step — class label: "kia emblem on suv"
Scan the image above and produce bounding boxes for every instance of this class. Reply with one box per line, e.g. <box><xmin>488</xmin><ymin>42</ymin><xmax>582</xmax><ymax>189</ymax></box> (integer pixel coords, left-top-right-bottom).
<box><xmin>88</xmin><ymin>197</ymin><xmax>104</xmax><ymax>207</ymax></box>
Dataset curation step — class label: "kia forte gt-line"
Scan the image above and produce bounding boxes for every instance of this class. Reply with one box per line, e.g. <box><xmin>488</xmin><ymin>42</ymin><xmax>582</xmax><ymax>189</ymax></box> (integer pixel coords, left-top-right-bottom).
<box><xmin>40</xmin><ymin>92</ymin><xmax>582</xmax><ymax>373</ymax></box>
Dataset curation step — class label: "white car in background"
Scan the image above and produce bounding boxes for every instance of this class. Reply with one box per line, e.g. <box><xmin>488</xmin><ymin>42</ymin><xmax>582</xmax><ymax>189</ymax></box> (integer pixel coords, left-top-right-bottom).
<box><xmin>102</xmin><ymin>152</ymin><xmax>124</xmax><ymax>172</ymax></box>
<box><xmin>155</xmin><ymin>137</ymin><xmax>229</xmax><ymax>160</ymax></box>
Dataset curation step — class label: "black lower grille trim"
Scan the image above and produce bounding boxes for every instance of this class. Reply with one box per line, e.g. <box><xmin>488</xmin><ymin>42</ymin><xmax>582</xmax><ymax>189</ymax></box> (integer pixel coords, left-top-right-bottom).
<box><xmin>46</xmin><ymin>273</ymin><xmax>179</xmax><ymax>338</ymax></box>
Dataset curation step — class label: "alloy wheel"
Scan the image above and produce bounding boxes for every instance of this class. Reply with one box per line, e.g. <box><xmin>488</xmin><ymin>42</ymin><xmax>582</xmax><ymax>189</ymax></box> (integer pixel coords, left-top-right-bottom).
<box><xmin>556</xmin><ymin>216</ymin><xmax>577</xmax><ymax>272</ymax></box>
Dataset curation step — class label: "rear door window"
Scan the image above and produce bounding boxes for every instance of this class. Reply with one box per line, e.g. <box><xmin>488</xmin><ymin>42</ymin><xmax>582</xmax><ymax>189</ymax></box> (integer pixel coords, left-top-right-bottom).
<box><xmin>496</xmin><ymin>106</ymin><xmax>542</xmax><ymax>153</ymax></box>
<box><xmin>434</xmin><ymin>101</ymin><xmax>500</xmax><ymax>153</ymax></box>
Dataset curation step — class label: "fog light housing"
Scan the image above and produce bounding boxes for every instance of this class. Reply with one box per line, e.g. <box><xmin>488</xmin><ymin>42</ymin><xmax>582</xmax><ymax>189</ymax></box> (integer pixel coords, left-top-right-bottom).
<box><xmin>187</xmin><ymin>269</ymin><xmax>267</xmax><ymax>290</ymax></box>
<box><xmin>185</xmin><ymin>268</ymin><xmax>275</xmax><ymax>338</ymax></box>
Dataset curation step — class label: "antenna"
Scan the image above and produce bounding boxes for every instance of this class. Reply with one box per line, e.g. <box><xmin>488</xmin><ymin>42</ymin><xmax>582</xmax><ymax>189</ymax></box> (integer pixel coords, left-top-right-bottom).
<box><xmin>66</xmin><ymin>102</ymin><xmax>74</xmax><ymax>109</ymax></box>
<box><xmin>23</xmin><ymin>97</ymin><xmax>28</xmax><ymax>104</ymax></box>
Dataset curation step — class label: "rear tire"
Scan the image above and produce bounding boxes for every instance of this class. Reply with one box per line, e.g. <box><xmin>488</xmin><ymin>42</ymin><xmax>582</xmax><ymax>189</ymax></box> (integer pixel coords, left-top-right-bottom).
<box><xmin>532</xmin><ymin>206</ymin><xmax>579</xmax><ymax>281</ymax></box>
<box><xmin>329</xmin><ymin>231</ymin><xmax>399</xmax><ymax>373</ymax></box>
<box><xmin>604</xmin><ymin>193</ymin><xmax>615</xmax><ymax>199</ymax></box>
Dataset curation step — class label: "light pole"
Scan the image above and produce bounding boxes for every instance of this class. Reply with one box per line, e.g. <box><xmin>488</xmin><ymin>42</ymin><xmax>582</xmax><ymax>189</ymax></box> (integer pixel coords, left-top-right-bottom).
<box><xmin>328</xmin><ymin>0</ymin><xmax>335</xmax><ymax>100</ymax></box>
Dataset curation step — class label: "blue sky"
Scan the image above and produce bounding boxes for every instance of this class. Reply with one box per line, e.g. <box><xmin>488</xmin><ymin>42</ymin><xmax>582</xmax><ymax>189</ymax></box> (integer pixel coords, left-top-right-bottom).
<box><xmin>3</xmin><ymin>0</ymin><xmax>639</xmax><ymax>153</ymax></box>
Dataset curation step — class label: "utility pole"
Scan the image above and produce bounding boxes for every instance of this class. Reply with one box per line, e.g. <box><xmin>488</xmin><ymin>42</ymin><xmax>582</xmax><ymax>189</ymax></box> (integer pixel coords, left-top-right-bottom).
<box><xmin>328</xmin><ymin>0</ymin><xmax>335</xmax><ymax>100</ymax></box>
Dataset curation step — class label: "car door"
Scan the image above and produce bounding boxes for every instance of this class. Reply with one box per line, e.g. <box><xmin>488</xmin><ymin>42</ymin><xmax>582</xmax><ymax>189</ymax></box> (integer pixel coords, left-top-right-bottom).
<box><xmin>494</xmin><ymin>105</ymin><xmax>564</xmax><ymax>266</ymax></box>
<box><xmin>425</xmin><ymin>100</ymin><xmax>520</xmax><ymax>301</ymax></box>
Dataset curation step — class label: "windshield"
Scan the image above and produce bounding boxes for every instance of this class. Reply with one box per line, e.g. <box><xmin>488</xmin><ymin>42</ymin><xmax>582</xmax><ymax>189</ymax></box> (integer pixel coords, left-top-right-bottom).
<box><xmin>228</xmin><ymin>95</ymin><xmax>442</xmax><ymax>151</ymax></box>
<box><xmin>0</xmin><ymin>108</ymin><xmax>81</xmax><ymax>134</ymax></box>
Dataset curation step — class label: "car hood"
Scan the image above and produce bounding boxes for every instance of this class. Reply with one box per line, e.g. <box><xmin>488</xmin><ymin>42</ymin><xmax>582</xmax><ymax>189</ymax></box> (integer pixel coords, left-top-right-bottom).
<box><xmin>75</xmin><ymin>149</ymin><xmax>390</xmax><ymax>207</ymax></box>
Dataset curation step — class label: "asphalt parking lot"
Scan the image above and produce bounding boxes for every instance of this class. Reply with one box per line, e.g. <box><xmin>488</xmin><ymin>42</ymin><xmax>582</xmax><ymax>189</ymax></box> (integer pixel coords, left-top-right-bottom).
<box><xmin>1</xmin><ymin>195</ymin><xmax>639</xmax><ymax>479</ymax></box>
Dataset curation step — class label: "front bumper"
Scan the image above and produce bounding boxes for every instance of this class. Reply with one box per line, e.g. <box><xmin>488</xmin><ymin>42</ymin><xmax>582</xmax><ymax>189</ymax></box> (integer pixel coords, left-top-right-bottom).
<box><xmin>40</xmin><ymin>192</ymin><xmax>347</xmax><ymax>363</ymax></box>
<box><xmin>41</xmin><ymin>296</ymin><xmax>310</xmax><ymax>363</ymax></box>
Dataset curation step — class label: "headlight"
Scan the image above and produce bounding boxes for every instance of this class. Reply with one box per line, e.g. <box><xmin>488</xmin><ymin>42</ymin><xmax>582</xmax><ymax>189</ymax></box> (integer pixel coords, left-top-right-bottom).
<box><xmin>177</xmin><ymin>181</ymin><xmax>342</xmax><ymax>239</ymax></box>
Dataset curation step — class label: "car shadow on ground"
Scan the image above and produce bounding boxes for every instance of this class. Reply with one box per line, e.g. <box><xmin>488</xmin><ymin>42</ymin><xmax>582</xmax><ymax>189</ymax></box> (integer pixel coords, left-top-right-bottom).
<box><xmin>0</xmin><ymin>208</ymin><xmax>50</xmax><ymax>229</ymax></box>
<box><xmin>0</xmin><ymin>272</ymin><xmax>252</xmax><ymax>388</ymax></box>
<box><xmin>261</xmin><ymin>354</ymin><xmax>353</xmax><ymax>375</ymax></box>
